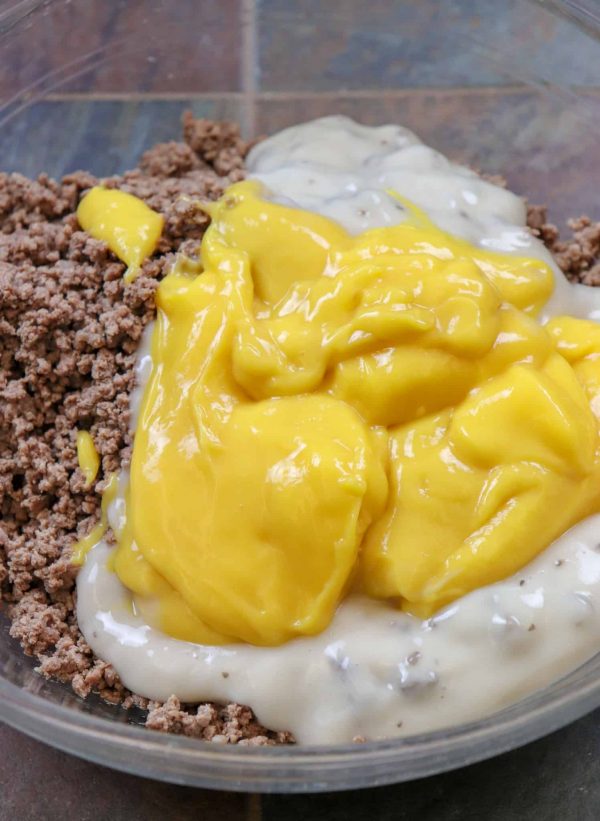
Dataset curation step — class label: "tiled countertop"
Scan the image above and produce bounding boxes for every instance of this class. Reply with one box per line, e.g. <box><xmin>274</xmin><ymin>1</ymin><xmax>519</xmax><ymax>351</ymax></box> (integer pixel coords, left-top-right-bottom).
<box><xmin>2</xmin><ymin>712</ymin><xmax>600</xmax><ymax>820</ymax></box>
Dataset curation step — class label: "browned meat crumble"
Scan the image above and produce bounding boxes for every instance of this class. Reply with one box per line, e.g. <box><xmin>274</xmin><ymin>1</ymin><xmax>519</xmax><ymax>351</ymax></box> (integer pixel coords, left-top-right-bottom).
<box><xmin>526</xmin><ymin>205</ymin><xmax>600</xmax><ymax>285</ymax></box>
<box><xmin>0</xmin><ymin>114</ymin><xmax>288</xmax><ymax>744</ymax></box>
<box><xmin>0</xmin><ymin>119</ymin><xmax>597</xmax><ymax>743</ymax></box>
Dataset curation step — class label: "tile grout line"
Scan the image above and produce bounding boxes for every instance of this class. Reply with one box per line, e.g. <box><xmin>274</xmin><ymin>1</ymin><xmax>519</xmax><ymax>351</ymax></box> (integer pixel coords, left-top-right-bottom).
<box><xmin>246</xmin><ymin>792</ymin><xmax>263</xmax><ymax>821</ymax></box>
<box><xmin>40</xmin><ymin>85</ymin><xmax>600</xmax><ymax>104</ymax></box>
<box><xmin>42</xmin><ymin>92</ymin><xmax>247</xmax><ymax>102</ymax></box>
<box><xmin>254</xmin><ymin>85</ymin><xmax>600</xmax><ymax>99</ymax></box>
<box><xmin>240</xmin><ymin>0</ymin><xmax>258</xmax><ymax>136</ymax></box>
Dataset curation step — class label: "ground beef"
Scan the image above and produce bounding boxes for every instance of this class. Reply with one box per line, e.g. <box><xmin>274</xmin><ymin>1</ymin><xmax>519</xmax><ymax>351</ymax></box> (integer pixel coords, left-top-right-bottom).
<box><xmin>0</xmin><ymin>114</ymin><xmax>289</xmax><ymax>745</ymax></box>
<box><xmin>145</xmin><ymin>696</ymin><xmax>291</xmax><ymax>746</ymax></box>
<box><xmin>526</xmin><ymin>206</ymin><xmax>600</xmax><ymax>285</ymax></box>
<box><xmin>0</xmin><ymin>119</ymin><xmax>598</xmax><ymax>746</ymax></box>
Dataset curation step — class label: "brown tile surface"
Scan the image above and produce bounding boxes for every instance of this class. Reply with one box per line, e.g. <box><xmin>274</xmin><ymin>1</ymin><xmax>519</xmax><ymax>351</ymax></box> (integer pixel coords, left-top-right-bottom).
<box><xmin>0</xmin><ymin>723</ymin><xmax>248</xmax><ymax>821</ymax></box>
<box><xmin>0</xmin><ymin>98</ymin><xmax>242</xmax><ymax>179</ymax></box>
<box><xmin>255</xmin><ymin>89</ymin><xmax>600</xmax><ymax>226</ymax></box>
<box><xmin>256</xmin><ymin>0</ymin><xmax>600</xmax><ymax>93</ymax></box>
<box><xmin>0</xmin><ymin>0</ymin><xmax>242</xmax><ymax>97</ymax></box>
<box><xmin>4</xmin><ymin>0</ymin><xmax>600</xmax><ymax>104</ymax></box>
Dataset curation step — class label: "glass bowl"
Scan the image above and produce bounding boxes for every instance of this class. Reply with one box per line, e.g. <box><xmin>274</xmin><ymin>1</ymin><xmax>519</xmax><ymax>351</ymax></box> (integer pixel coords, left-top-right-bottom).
<box><xmin>1</xmin><ymin>0</ymin><xmax>600</xmax><ymax>793</ymax></box>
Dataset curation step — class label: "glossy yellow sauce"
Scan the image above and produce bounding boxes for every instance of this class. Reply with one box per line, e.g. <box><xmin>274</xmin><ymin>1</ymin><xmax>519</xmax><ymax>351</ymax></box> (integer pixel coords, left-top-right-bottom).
<box><xmin>76</xmin><ymin>430</ymin><xmax>100</xmax><ymax>489</ymax></box>
<box><xmin>79</xmin><ymin>180</ymin><xmax>600</xmax><ymax>645</ymax></box>
<box><xmin>77</xmin><ymin>187</ymin><xmax>163</xmax><ymax>282</ymax></box>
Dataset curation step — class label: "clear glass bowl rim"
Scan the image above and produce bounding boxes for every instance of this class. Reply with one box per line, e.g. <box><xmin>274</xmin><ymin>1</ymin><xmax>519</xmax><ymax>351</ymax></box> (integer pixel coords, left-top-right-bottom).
<box><xmin>2</xmin><ymin>652</ymin><xmax>600</xmax><ymax>792</ymax></box>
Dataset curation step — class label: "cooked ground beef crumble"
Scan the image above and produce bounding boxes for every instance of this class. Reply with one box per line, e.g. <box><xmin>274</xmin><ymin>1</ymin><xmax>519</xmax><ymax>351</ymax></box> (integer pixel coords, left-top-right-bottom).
<box><xmin>0</xmin><ymin>114</ymin><xmax>288</xmax><ymax>745</ymax></box>
<box><xmin>0</xmin><ymin>116</ymin><xmax>598</xmax><ymax>744</ymax></box>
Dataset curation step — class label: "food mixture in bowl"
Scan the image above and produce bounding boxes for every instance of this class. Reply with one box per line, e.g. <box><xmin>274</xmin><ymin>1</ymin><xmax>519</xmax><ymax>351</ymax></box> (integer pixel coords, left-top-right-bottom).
<box><xmin>2</xmin><ymin>115</ymin><xmax>600</xmax><ymax>745</ymax></box>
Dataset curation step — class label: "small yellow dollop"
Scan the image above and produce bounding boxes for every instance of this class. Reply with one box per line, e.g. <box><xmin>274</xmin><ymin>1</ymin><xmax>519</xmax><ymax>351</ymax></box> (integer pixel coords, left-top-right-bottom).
<box><xmin>76</xmin><ymin>187</ymin><xmax>163</xmax><ymax>282</ymax></box>
<box><xmin>76</xmin><ymin>430</ymin><xmax>100</xmax><ymax>489</ymax></box>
